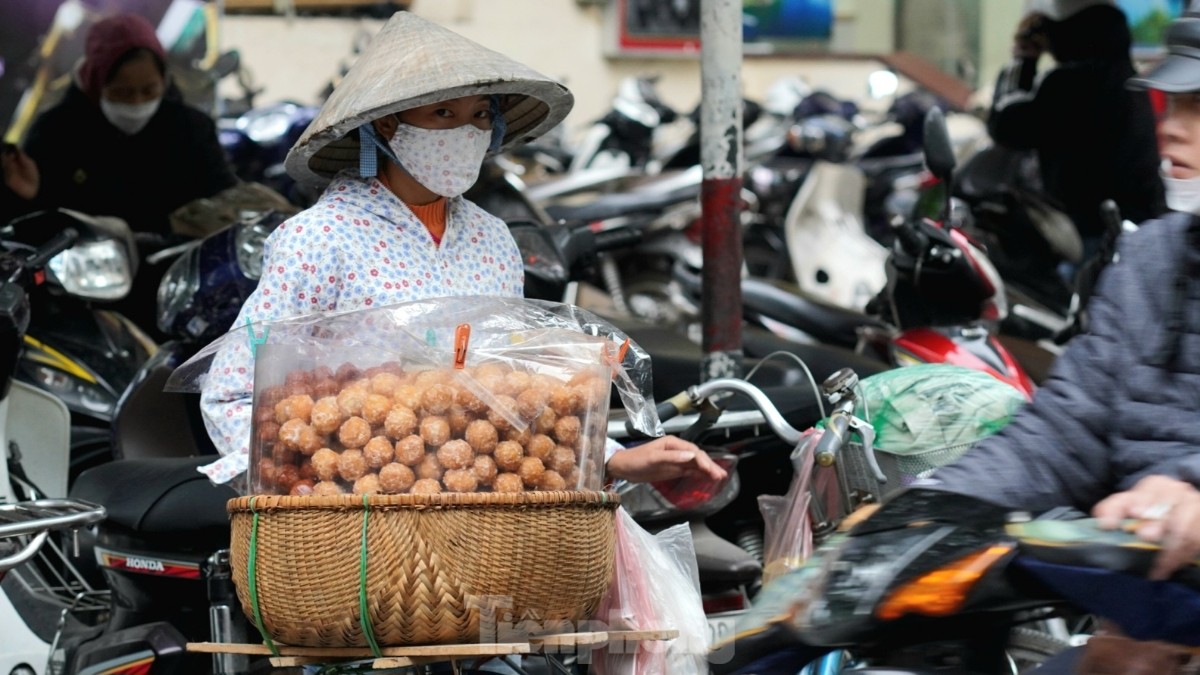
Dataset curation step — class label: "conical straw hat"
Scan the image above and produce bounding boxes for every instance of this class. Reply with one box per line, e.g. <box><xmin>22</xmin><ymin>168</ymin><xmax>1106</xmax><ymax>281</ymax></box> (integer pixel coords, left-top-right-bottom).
<box><xmin>285</xmin><ymin>11</ymin><xmax>574</xmax><ymax>189</ymax></box>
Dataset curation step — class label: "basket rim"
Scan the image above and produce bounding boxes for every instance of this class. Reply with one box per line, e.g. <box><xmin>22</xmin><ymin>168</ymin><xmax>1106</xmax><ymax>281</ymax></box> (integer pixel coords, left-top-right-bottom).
<box><xmin>228</xmin><ymin>490</ymin><xmax>620</xmax><ymax>514</ymax></box>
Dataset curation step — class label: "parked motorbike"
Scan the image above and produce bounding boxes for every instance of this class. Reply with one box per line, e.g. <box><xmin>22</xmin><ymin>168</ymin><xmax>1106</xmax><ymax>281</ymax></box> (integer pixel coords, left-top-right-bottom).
<box><xmin>3</xmin><ymin>210</ymin><xmax>152</xmax><ymax>487</ymax></box>
<box><xmin>218</xmin><ymin>101</ymin><xmax>320</xmax><ymax>208</ymax></box>
<box><xmin>569</xmin><ymin>75</ymin><xmax>681</xmax><ymax>174</ymax></box>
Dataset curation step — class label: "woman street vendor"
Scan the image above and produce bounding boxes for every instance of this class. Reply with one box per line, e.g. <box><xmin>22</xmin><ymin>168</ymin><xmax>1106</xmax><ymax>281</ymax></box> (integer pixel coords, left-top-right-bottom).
<box><xmin>198</xmin><ymin>11</ymin><xmax>724</xmax><ymax>488</ymax></box>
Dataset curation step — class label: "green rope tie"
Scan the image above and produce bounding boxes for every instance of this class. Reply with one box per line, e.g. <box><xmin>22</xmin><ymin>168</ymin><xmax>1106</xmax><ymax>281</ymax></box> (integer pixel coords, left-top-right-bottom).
<box><xmin>246</xmin><ymin>496</ymin><xmax>280</xmax><ymax>656</ymax></box>
<box><xmin>359</xmin><ymin>494</ymin><xmax>383</xmax><ymax>657</ymax></box>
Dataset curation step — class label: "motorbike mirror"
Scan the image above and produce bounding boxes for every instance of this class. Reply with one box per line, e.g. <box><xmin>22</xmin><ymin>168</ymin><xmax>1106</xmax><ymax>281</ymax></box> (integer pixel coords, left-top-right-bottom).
<box><xmin>212</xmin><ymin>51</ymin><xmax>241</xmax><ymax>79</ymax></box>
<box><xmin>923</xmin><ymin>107</ymin><xmax>956</xmax><ymax>182</ymax></box>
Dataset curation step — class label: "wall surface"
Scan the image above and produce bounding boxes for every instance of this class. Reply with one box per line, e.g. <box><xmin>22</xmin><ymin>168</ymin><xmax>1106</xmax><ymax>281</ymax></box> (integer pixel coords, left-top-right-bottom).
<box><xmin>218</xmin><ymin>0</ymin><xmax>910</xmax><ymax>142</ymax></box>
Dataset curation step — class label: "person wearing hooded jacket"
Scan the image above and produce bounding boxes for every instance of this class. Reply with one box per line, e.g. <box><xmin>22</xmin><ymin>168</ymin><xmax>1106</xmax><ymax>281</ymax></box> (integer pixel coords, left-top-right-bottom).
<box><xmin>987</xmin><ymin>0</ymin><xmax>1165</xmax><ymax>255</ymax></box>
<box><xmin>1</xmin><ymin>14</ymin><xmax>238</xmax><ymax>340</ymax></box>
<box><xmin>2</xmin><ymin>14</ymin><xmax>236</xmax><ymax>236</ymax></box>
<box><xmin>922</xmin><ymin>8</ymin><xmax>1200</xmax><ymax>671</ymax></box>
<box><xmin>197</xmin><ymin>12</ymin><xmax>724</xmax><ymax>491</ymax></box>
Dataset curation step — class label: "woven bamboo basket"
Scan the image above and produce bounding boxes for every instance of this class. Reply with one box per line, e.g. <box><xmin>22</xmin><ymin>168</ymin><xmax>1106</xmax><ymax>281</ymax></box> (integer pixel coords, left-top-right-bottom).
<box><xmin>227</xmin><ymin>491</ymin><xmax>619</xmax><ymax>648</ymax></box>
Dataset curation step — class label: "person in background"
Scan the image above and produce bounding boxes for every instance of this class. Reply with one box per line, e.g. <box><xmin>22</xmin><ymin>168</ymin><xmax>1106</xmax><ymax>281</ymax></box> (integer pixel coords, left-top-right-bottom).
<box><xmin>197</xmin><ymin>11</ymin><xmax>724</xmax><ymax>490</ymax></box>
<box><xmin>988</xmin><ymin>0</ymin><xmax>1165</xmax><ymax>259</ymax></box>
<box><xmin>1</xmin><ymin>14</ymin><xmax>237</xmax><ymax>338</ymax></box>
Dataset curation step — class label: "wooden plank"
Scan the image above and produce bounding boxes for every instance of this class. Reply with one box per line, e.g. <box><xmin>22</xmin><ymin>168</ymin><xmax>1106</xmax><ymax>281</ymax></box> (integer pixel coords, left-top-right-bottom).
<box><xmin>529</xmin><ymin>631</ymin><xmax>609</xmax><ymax>648</ymax></box>
<box><xmin>607</xmin><ymin>629</ymin><xmax>679</xmax><ymax>642</ymax></box>
<box><xmin>188</xmin><ymin>641</ymin><xmax>529</xmax><ymax>657</ymax></box>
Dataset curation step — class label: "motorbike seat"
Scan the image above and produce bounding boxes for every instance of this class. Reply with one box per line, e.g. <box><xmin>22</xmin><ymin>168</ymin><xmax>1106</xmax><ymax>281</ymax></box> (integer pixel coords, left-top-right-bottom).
<box><xmin>739</xmin><ymin>277</ymin><xmax>890</xmax><ymax>350</ymax></box>
<box><xmin>544</xmin><ymin>185</ymin><xmax>697</xmax><ymax>223</ymax></box>
<box><xmin>70</xmin><ymin>456</ymin><xmax>236</xmax><ymax>534</ymax></box>
<box><xmin>691</xmin><ymin>521</ymin><xmax>762</xmax><ymax>586</ymax></box>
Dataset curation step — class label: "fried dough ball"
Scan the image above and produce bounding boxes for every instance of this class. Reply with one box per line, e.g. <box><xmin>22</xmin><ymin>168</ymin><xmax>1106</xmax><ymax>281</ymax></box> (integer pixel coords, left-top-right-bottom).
<box><xmin>465</xmin><ymin>419</ymin><xmax>499</xmax><ymax>454</ymax></box>
<box><xmin>363</xmin><ymin>436</ymin><xmax>395</xmax><ymax>469</ymax></box>
<box><xmin>298</xmin><ymin>458</ymin><xmax>318</xmax><ymax>481</ymax></box>
<box><xmin>516</xmin><ymin>388</ymin><xmax>549</xmax><ymax>421</ymax></box>
<box><xmin>311</xmin><ymin>448</ymin><xmax>340</xmax><ymax>482</ymax></box>
<box><xmin>447</xmin><ymin>406</ymin><xmax>472</xmax><ymax>438</ymax></box>
<box><xmin>518</xmin><ymin>457</ymin><xmax>546</xmax><ymax>487</ymax></box>
<box><xmin>554</xmin><ymin>416</ymin><xmax>582</xmax><ymax>446</ymax></box>
<box><xmin>278</xmin><ymin>419</ymin><xmax>315</xmax><ymax>450</ymax></box>
<box><xmin>255</xmin><ymin>405</ymin><xmax>275</xmax><ymax>426</ymax></box>
<box><xmin>335</xmin><ymin>363</ymin><xmax>362</xmax><ymax>385</ymax></box>
<box><xmin>313</xmin><ymin>480</ymin><xmax>345</xmax><ymax>496</ymax></box>
<box><xmin>336</xmin><ymin>387</ymin><xmax>367</xmax><ymax>417</ymax></box>
<box><xmin>383</xmin><ymin>405</ymin><xmax>418</xmax><ymax>440</ymax></box>
<box><xmin>379</xmin><ymin>463</ymin><xmax>416</xmax><ymax>494</ymax></box>
<box><xmin>494</xmin><ymin>440</ymin><xmax>525</xmax><ymax>472</ymax></box>
<box><xmin>275</xmin><ymin>464</ymin><xmax>300</xmax><ymax>492</ymax></box>
<box><xmin>534</xmin><ymin>407</ymin><xmax>557</xmax><ymax>435</ymax></box>
<box><xmin>420</xmin><ymin>416</ymin><xmax>451</xmax><ymax>447</ymax></box>
<box><xmin>550</xmin><ymin>387</ymin><xmax>583</xmax><ymax>417</ymax></box>
<box><xmin>370</xmin><ymin>372</ymin><xmax>404</xmax><ymax>397</ymax></box>
<box><xmin>257</xmin><ymin>458</ymin><xmax>277</xmax><ymax>489</ymax></box>
<box><xmin>259</xmin><ymin>385</ymin><xmax>287</xmax><ymax>409</ymax></box>
<box><xmin>338</xmin><ymin>416</ymin><xmax>372</xmax><ymax>449</ymax></box>
<box><xmin>421</xmin><ymin>384</ymin><xmax>456</xmax><ymax>416</ymax></box>
<box><xmin>487</xmin><ymin>396</ymin><xmax>519</xmax><ymax>432</ymax></box>
<box><xmin>353</xmin><ymin>473</ymin><xmax>381</xmax><ymax>495</ymax></box>
<box><xmin>443</xmin><ymin>468</ymin><xmax>480</xmax><ymax>493</ymax></box>
<box><xmin>436</xmin><ymin>439</ymin><xmax>474</xmax><ymax>470</ymax></box>
<box><xmin>272</xmin><ymin>447</ymin><xmax>297</xmax><ymax>468</ymax></box>
<box><xmin>564</xmin><ymin>467</ymin><xmax>582</xmax><ymax>489</ymax></box>
<box><xmin>548</xmin><ymin>445</ymin><xmax>578</xmax><ymax>475</ymax></box>
<box><xmin>475</xmin><ymin>363</ymin><xmax>510</xmax><ymax>380</ymax></box>
<box><xmin>289</xmin><ymin>479</ymin><xmax>316</xmax><ymax>496</ymax></box>
<box><xmin>505</xmin><ymin>427</ymin><xmax>532</xmax><ymax>450</ymax></box>
<box><xmin>311</xmin><ymin>397</ymin><xmax>345</xmax><ymax>435</ymax></box>
<box><xmin>456</xmin><ymin>386</ymin><xmax>488</xmax><ymax>413</ymax></box>
<box><xmin>411</xmin><ymin>478</ymin><xmax>442</xmax><ymax>495</ymax></box>
<box><xmin>312</xmin><ymin>378</ymin><xmax>340</xmax><ymax>399</ymax></box>
<box><xmin>275</xmin><ymin>394</ymin><xmax>314</xmax><ymax>424</ymax></box>
<box><xmin>413</xmin><ymin>369</ymin><xmax>447</xmax><ymax>389</ymax></box>
<box><xmin>501</xmin><ymin>371</ymin><xmax>533</xmax><ymax>397</ymax></box>
<box><xmin>417</xmin><ymin>453</ymin><xmax>444</xmax><ymax>481</ymax></box>
<box><xmin>338</xmin><ymin>449</ymin><xmax>369</xmax><ymax>482</ymax></box>
<box><xmin>394</xmin><ymin>385</ymin><xmax>424</xmax><ymax>411</ymax></box>
<box><xmin>527</xmin><ymin>434</ymin><xmax>556</xmax><ymax>461</ymax></box>
<box><xmin>296</xmin><ymin>426</ymin><xmax>322</xmax><ymax>456</ymax></box>
<box><xmin>362</xmin><ymin>394</ymin><xmax>393</xmax><ymax>426</ymax></box>
<box><xmin>256</xmin><ymin>421</ymin><xmax>280</xmax><ymax>445</ymax></box>
<box><xmin>493</xmin><ymin>473</ymin><xmax>525</xmax><ymax>493</ymax></box>
<box><xmin>473</xmin><ymin>455</ymin><xmax>498</xmax><ymax>486</ymax></box>
<box><xmin>395</xmin><ymin>435</ymin><xmax>426</xmax><ymax>466</ymax></box>
<box><xmin>539</xmin><ymin>470</ymin><xmax>567</xmax><ymax>491</ymax></box>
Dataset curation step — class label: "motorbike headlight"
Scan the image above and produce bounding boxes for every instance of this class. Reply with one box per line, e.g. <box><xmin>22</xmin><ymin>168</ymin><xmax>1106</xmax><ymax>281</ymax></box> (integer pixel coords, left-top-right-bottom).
<box><xmin>239</xmin><ymin>105</ymin><xmax>296</xmax><ymax>144</ymax></box>
<box><xmin>157</xmin><ymin>243</ymin><xmax>202</xmax><ymax>336</ymax></box>
<box><xmin>46</xmin><ymin>239</ymin><xmax>133</xmax><ymax>301</ymax></box>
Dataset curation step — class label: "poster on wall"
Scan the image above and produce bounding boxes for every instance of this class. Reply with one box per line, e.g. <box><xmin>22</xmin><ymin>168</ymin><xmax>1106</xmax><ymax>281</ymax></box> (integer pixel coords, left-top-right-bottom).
<box><xmin>1117</xmin><ymin>0</ymin><xmax>1185</xmax><ymax>49</ymax></box>
<box><xmin>608</xmin><ymin>0</ymin><xmax>834</xmax><ymax>57</ymax></box>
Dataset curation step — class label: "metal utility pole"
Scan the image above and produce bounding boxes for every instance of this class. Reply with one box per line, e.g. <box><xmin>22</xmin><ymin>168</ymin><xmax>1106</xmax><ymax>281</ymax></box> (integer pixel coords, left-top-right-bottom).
<box><xmin>699</xmin><ymin>0</ymin><xmax>744</xmax><ymax>381</ymax></box>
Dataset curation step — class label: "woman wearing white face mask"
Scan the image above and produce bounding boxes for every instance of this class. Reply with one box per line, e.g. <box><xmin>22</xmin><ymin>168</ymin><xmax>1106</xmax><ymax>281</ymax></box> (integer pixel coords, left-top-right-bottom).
<box><xmin>198</xmin><ymin>11</ymin><xmax>728</xmax><ymax>491</ymax></box>
<box><xmin>2</xmin><ymin>14</ymin><xmax>236</xmax><ymax>231</ymax></box>
<box><xmin>1</xmin><ymin>14</ymin><xmax>237</xmax><ymax>339</ymax></box>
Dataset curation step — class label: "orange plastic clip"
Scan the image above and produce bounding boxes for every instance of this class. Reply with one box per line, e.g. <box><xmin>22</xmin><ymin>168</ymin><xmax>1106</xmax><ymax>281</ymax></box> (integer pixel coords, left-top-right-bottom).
<box><xmin>454</xmin><ymin>324</ymin><xmax>471</xmax><ymax>370</ymax></box>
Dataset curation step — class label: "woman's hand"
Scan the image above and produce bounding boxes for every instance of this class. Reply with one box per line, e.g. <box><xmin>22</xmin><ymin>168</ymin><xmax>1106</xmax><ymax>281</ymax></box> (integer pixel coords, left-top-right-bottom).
<box><xmin>605</xmin><ymin>436</ymin><xmax>728</xmax><ymax>484</ymax></box>
<box><xmin>1</xmin><ymin>145</ymin><xmax>39</xmax><ymax>201</ymax></box>
<box><xmin>1093</xmin><ymin>475</ymin><xmax>1200</xmax><ymax>580</ymax></box>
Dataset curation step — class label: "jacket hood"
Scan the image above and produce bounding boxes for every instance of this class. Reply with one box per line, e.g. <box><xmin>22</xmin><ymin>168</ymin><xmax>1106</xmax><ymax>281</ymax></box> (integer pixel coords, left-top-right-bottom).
<box><xmin>1047</xmin><ymin>5</ymin><xmax>1132</xmax><ymax>62</ymax></box>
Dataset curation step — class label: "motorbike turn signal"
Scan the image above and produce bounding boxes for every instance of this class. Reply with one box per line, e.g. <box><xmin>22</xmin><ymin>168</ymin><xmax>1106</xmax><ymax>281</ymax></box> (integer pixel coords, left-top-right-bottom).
<box><xmin>875</xmin><ymin>544</ymin><xmax>1014</xmax><ymax>621</ymax></box>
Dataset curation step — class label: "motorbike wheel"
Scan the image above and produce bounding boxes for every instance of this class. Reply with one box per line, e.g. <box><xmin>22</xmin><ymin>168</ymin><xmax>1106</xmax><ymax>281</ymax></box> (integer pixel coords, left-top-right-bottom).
<box><xmin>1007</xmin><ymin>627</ymin><xmax>1074</xmax><ymax>672</ymax></box>
<box><xmin>622</xmin><ymin>271</ymin><xmax>696</xmax><ymax>328</ymax></box>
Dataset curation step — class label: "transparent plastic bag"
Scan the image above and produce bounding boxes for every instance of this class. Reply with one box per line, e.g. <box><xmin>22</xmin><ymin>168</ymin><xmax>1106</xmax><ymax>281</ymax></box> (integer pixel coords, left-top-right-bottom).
<box><xmin>168</xmin><ymin>296</ymin><xmax>662</xmax><ymax>495</ymax></box>
<box><xmin>593</xmin><ymin>508</ymin><xmax>709</xmax><ymax>675</ymax></box>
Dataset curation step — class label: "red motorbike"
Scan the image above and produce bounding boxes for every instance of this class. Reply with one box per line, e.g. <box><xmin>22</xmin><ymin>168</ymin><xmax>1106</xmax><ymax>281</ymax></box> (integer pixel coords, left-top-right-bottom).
<box><xmin>731</xmin><ymin>108</ymin><xmax>1038</xmax><ymax>398</ymax></box>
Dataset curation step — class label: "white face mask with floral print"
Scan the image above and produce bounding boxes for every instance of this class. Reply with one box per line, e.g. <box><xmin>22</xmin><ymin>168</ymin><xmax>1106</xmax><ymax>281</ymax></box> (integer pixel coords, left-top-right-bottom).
<box><xmin>386</xmin><ymin>122</ymin><xmax>491</xmax><ymax>198</ymax></box>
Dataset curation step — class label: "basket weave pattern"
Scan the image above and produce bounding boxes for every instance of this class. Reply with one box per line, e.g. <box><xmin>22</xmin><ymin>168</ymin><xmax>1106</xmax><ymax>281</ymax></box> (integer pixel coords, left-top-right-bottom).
<box><xmin>228</xmin><ymin>491</ymin><xmax>618</xmax><ymax>648</ymax></box>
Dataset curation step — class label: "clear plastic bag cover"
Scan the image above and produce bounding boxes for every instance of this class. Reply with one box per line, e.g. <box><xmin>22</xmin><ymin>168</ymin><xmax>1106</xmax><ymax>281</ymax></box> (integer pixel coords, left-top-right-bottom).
<box><xmin>853</xmin><ymin>364</ymin><xmax>1025</xmax><ymax>457</ymax></box>
<box><xmin>593</xmin><ymin>508</ymin><xmax>709</xmax><ymax>675</ymax></box>
<box><xmin>166</xmin><ymin>296</ymin><xmax>662</xmax><ymax>436</ymax></box>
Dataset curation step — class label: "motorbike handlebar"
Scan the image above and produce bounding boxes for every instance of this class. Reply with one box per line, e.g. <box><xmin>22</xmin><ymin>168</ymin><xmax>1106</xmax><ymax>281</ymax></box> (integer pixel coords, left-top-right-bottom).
<box><xmin>893</xmin><ymin>220</ymin><xmax>928</xmax><ymax>257</ymax></box>
<box><xmin>592</xmin><ymin>226</ymin><xmax>644</xmax><ymax>253</ymax></box>
<box><xmin>24</xmin><ymin>228</ymin><xmax>79</xmax><ymax>271</ymax></box>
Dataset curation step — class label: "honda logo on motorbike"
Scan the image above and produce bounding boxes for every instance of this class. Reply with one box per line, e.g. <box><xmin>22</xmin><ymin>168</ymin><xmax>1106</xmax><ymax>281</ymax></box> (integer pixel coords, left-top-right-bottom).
<box><xmin>95</xmin><ymin>547</ymin><xmax>201</xmax><ymax>579</ymax></box>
